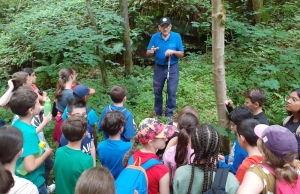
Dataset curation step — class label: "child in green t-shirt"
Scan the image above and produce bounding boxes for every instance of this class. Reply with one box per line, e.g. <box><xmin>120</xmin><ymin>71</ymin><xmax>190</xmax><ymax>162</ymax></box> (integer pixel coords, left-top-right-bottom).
<box><xmin>54</xmin><ymin>116</ymin><xmax>93</xmax><ymax>194</ymax></box>
<box><xmin>9</xmin><ymin>88</ymin><xmax>53</xmax><ymax>194</ymax></box>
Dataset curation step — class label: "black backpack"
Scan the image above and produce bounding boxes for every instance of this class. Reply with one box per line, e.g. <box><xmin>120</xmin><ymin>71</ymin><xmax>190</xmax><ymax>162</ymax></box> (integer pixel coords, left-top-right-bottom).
<box><xmin>203</xmin><ymin>168</ymin><xmax>229</xmax><ymax>194</ymax></box>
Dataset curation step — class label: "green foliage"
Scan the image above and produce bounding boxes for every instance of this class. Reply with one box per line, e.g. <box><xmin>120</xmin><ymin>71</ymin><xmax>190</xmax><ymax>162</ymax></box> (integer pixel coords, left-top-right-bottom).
<box><xmin>0</xmin><ymin>0</ymin><xmax>124</xmax><ymax>70</ymax></box>
<box><xmin>225</xmin><ymin>0</ymin><xmax>300</xmax><ymax>124</ymax></box>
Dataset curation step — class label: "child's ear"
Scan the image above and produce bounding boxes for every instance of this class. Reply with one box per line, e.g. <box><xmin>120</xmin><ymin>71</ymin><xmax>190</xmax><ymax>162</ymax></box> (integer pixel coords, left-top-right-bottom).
<box><xmin>83</xmin><ymin>131</ymin><xmax>88</xmax><ymax>138</ymax></box>
<box><xmin>119</xmin><ymin>126</ymin><xmax>124</xmax><ymax>133</ymax></box>
<box><xmin>254</xmin><ymin>102</ymin><xmax>260</xmax><ymax>108</ymax></box>
<box><xmin>123</xmin><ymin>96</ymin><xmax>127</xmax><ymax>102</ymax></box>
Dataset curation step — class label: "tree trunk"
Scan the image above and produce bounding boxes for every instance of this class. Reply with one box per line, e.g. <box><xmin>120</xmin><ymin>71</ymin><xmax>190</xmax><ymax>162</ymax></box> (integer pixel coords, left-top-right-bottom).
<box><xmin>86</xmin><ymin>0</ymin><xmax>109</xmax><ymax>86</ymax></box>
<box><xmin>252</xmin><ymin>0</ymin><xmax>263</xmax><ymax>24</ymax></box>
<box><xmin>211</xmin><ymin>0</ymin><xmax>229</xmax><ymax>153</ymax></box>
<box><xmin>120</xmin><ymin>0</ymin><xmax>133</xmax><ymax>75</ymax></box>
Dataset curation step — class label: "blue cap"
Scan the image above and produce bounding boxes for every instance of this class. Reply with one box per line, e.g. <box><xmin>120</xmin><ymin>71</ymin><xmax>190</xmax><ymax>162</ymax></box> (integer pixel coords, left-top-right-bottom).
<box><xmin>73</xmin><ymin>84</ymin><xmax>95</xmax><ymax>98</ymax></box>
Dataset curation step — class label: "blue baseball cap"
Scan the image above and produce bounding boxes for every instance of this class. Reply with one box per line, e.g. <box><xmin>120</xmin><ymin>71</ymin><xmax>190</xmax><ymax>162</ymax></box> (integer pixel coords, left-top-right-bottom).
<box><xmin>73</xmin><ymin>84</ymin><xmax>95</xmax><ymax>98</ymax></box>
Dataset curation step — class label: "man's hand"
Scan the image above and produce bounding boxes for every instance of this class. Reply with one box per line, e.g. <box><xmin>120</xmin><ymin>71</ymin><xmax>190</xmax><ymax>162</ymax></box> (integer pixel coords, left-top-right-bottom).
<box><xmin>150</xmin><ymin>46</ymin><xmax>159</xmax><ymax>54</ymax></box>
<box><xmin>165</xmin><ymin>49</ymin><xmax>174</xmax><ymax>56</ymax></box>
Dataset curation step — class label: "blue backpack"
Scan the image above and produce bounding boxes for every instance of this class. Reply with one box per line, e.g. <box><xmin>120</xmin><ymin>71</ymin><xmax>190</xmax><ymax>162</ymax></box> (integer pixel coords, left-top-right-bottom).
<box><xmin>115</xmin><ymin>155</ymin><xmax>162</xmax><ymax>194</ymax></box>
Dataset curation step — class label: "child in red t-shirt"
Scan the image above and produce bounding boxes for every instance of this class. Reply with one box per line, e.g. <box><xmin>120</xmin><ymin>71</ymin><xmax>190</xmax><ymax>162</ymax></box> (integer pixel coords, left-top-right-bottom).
<box><xmin>23</xmin><ymin>68</ymin><xmax>49</xmax><ymax>105</ymax></box>
<box><xmin>236</xmin><ymin>119</ymin><xmax>263</xmax><ymax>183</ymax></box>
<box><xmin>122</xmin><ymin>118</ymin><xmax>176</xmax><ymax>194</ymax></box>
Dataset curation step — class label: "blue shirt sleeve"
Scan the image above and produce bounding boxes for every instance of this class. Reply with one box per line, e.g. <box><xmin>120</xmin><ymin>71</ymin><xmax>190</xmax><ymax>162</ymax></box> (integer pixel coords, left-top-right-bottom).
<box><xmin>62</xmin><ymin>107</ymin><xmax>68</xmax><ymax>120</ymax></box>
<box><xmin>218</xmin><ymin>140</ymin><xmax>248</xmax><ymax>175</ymax></box>
<box><xmin>87</xmin><ymin>109</ymin><xmax>98</xmax><ymax>126</ymax></box>
<box><xmin>121</xmin><ymin>111</ymin><xmax>135</xmax><ymax>142</ymax></box>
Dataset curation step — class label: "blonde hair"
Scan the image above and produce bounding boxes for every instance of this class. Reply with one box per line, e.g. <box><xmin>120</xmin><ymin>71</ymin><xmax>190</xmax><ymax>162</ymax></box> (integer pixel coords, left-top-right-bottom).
<box><xmin>75</xmin><ymin>167</ymin><xmax>115</xmax><ymax>194</ymax></box>
<box><xmin>261</xmin><ymin>142</ymin><xmax>298</xmax><ymax>186</ymax></box>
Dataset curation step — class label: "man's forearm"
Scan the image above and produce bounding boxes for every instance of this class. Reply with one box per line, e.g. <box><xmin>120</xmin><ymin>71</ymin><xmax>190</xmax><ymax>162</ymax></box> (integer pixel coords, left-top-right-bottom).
<box><xmin>146</xmin><ymin>50</ymin><xmax>154</xmax><ymax>57</ymax></box>
<box><xmin>173</xmin><ymin>50</ymin><xmax>184</xmax><ymax>58</ymax></box>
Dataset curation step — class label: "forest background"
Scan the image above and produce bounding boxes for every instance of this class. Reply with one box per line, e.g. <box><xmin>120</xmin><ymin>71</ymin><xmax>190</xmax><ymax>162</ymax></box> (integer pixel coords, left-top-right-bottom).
<box><xmin>0</xmin><ymin>0</ymin><xmax>300</xmax><ymax>148</ymax></box>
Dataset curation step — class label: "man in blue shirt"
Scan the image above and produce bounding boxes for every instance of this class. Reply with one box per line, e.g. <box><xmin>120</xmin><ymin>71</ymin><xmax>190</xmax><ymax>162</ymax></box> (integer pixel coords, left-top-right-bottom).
<box><xmin>146</xmin><ymin>17</ymin><xmax>184</xmax><ymax>120</ymax></box>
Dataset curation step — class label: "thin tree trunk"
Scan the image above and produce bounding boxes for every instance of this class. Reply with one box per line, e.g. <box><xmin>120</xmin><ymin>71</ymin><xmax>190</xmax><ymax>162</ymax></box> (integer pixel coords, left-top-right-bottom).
<box><xmin>86</xmin><ymin>0</ymin><xmax>109</xmax><ymax>86</ymax></box>
<box><xmin>252</xmin><ymin>0</ymin><xmax>263</xmax><ymax>24</ymax></box>
<box><xmin>120</xmin><ymin>0</ymin><xmax>133</xmax><ymax>75</ymax></box>
<box><xmin>211</xmin><ymin>0</ymin><xmax>229</xmax><ymax>153</ymax></box>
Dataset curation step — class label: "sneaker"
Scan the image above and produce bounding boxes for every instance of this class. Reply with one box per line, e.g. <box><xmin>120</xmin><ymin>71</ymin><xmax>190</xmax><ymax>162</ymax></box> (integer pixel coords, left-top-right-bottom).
<box><xmin>47</xmin><ymin>184</ymin><xmax>55</xmax><ymax>194</ymax></box>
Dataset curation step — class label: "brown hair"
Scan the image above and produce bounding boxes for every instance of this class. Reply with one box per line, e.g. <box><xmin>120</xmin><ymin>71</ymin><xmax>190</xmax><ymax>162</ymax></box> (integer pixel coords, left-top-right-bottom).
<box><xmin>261</xmin><ymin>142</ymin><xmax>298</xmax><ymax>186</ymax></box>
<box><xmin>67</xmin><ymin>99</ymin><xmax>86</xmax><ymax>114</ymax></box>
<box><xmin>175</xmin><ymin>106</ymin><xmax>200</xmax><ymax>122</ymax></box>
<box><xmin>62</xmin><ymin>116</ymin><xmax>87</xmax><ymax>142</ymax></box>
<box><xmin>11</xmin><ymin>71</ymin><xmax>29</xmax><ymax>92</ymax></box>
<box><xmin>54</xmin><ymin>68</ymin><xmax>73</xmax><ymax>101</ymax></box>
<box><xmin>243</xmin><ymin>88</ymin><xmax>266</xmax><ymax>107</ymax></box>
<box><xmin>8</xmin><ymin>88</ymin><xmax>38</xmax><ymax>117</ymax></box>
<box><xmin>187</xmin><ymin>125</ymin><xmax>220</xmax><ymax>193</ymax></box>
<box><xmin>101</xmin><ymin>111</ymin><xmax>126</xmax><ymax>136</ymax></box>
<box><xmin>75</xmin><ymin>167</ymin><xmax>115</xmax><ymax>194</ymax></box>
<box><xmin>0</xmin><ymin>126</ymin><xmax>23</xmax><ymax>193</ymax></box>
<box><xmin>175</xmin><ymin>112</ymin><xmax>198</xmax><ymax>168</ymax></box>
<box><xmin>123</xmin><ymin>137</ymin><xmax>140</xmax><ymax>166</ymax></box>
<box><xmin>109</xmin><ymin>86</ymin><xmax>126</xmax><ymax>103</ymax></box>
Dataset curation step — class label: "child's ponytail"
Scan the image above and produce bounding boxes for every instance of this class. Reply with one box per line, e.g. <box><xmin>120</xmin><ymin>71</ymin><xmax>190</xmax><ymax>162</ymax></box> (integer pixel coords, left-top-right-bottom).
<box><xmin>123</xmin><ymin>137</ymin><xmax>140</xmax><ymax>166</ymax></box>
<box><xmin>0</xmin><ymin>163</ymin><xmax>14</xmax><ymax>193</ymax></box>
<box><xmin>0</xmin><ymin>126</ymin><xmax>24</xmax><ymax>193</ymax></box>
<box><xmin>54</xmin><ymin>68</ymin><xmax>73</xmax><ymax>101</ymax></box>
<box><xmin>275</xmin><ymin>163</ymin><xmax>299</xmax><ymax>187</ymax></box>
<box><xmin>175</xmin><ymin>113</ymin><xmax>198</xmax><ymax>168</ymax></box>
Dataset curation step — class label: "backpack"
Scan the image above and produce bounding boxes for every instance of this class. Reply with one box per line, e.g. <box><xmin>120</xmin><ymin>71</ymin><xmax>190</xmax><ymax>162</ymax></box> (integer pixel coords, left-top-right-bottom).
<box><xmin>203</xmin><ymin>168</ymin><xmax>229</xmax><ymax>194</ymax></box>
<box><xmin>258</xmin><ymin>163</ymin><xmax>300</xmax><ymax>194</ymax></box>
<box><xmin>115</xmin><ymin>155</ymin><xmax>162</xmax><ymax>194</ymax></box>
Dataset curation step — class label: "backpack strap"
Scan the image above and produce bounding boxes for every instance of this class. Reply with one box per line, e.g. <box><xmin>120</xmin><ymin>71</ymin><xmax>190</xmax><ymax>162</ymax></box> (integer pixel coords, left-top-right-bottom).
<box><xmin>212</xmin><ymin>168</ymin><xmax>229</xmax><ymax>190</ymax></box>
<box><xmin>141</xmin><ymin>158</ymin><xmax>162</xmax><ymax>171</ymax></box>
<box><xmin>283</xmin><ymin>115</ymin><xmax>293</xmax><ymax>126</ymax></box>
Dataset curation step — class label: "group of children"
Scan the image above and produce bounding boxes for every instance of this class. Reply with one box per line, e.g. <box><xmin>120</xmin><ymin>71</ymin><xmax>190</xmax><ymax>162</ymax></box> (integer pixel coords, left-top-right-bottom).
<box><xmin>1</xmin><ymin>67</ymin><xmax>300</xmax><ymax>194</ymax></box>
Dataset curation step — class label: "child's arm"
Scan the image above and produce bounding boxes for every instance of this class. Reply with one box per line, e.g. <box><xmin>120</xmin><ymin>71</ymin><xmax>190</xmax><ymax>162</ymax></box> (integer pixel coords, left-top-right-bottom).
<box><xmin>91</xmin><ymin>125</ymin><xmax>98</xmax><ymax>147</ymax></box>
<box><xmin>23</xmin><ymin>148</ymin><xmax>52</xmax><ymax>173</ymax></box>
<box><xmin>225</xmin><ymin>99</ymin><xmax>234</xmax><ymax>113</ymax></box>
<box><xmin>90</xmin><ymin>141</ymin><xmax>96</xmax><ymax>167</ymax></box>
<box><xmin>0</xmin><ymin>79</ymin><xmax>14</xmax><ymax>106</ymax></box>
<box><xmin>36</xmin><ymin>114</ymin><xmax>52</xmax><ymax>133</ymax></box>
<box><xmin>159</xmin><ymin>173</ymin><xmax>170</xmax><ymax>194</ymax></box>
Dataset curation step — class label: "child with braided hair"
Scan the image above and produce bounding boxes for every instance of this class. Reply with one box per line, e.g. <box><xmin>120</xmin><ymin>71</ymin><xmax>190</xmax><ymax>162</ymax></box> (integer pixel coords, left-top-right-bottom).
<box><xmin>173</xmin><ymin>124</ymin><xmax>239</xmax><ymax>194</ymax></box>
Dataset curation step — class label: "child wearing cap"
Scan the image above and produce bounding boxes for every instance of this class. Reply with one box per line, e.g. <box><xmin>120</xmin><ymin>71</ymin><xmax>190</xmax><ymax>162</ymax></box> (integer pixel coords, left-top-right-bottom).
<box><xmin>60</xmin><ymin>99</ymin><xmax>96</xmax><ymax>166</ymax></box>
<box><xmin>218</xmin><ymin>106</ymin><xmax>252</xmax><ymax>174</ymax></box>
<box><xmin>62</xmin><ymin>84</ymin><xmax>98</xmax><ymax>147</ymax></box>
<box><xmin>122</xmin><ymin>118</ymin><xmax>175</xmax><ymax>194</ymax></box>
<box><xmin>54</xmin><ymin>116</ymin><xmax>94</xmax><ymax>194</ymax></box>
<box><xmin>237</xmin><ymin>125</ymin><xmax>300</xmax><ymax>194</ymax></box>
<box><xmin>235</xmin><ymin>119</ymin><xmax>262</xmax><ymax>183</ymax></box>
<box><xmin>97</xmin><ymin>111</ymin><xmax>132</xmax><ymax>179</ymax></box>
<box><xmin>98</xmin><ymin>85</ymin><xmax>135</xmax><ymax>142</ymax></box>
